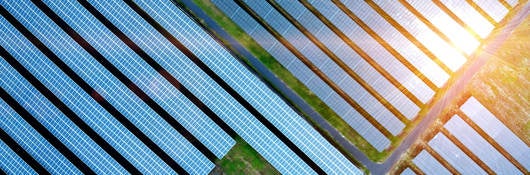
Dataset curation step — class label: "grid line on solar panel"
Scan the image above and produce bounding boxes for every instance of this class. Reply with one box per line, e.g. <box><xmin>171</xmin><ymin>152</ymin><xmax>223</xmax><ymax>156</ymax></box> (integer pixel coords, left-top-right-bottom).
<box><xmin>372</xmin><ymin>0</ymin><xmax>468</xmax><ymax>71</ymax></box>
<box><xmin>128</xmin><ymin>1</ymin><xmax>323</xmax><ymax>173</ymax></box>
<box><xmin>423</xmin><ymin>146</ymin><xmax>458</xmax><ymax>174</ymax></box>
<box><xmin>439</xmin><ymin>125</ymin><xmax>495</xmax><ymax>174</ymax></box>
<box><xmin>88</xmin><ymin>0</ymin><xmax>312</xmax><ymax>174</ymax></box>
<box><xmin>147</xmin><ymin>1</ymin><xmax>363</xmax><ymax>174</ymax></box>
<box><xmin>412</xmin><ymin>150</ymin><xmax>451</xmax><ymax>175</ymax></box>
<box><xmin>272</xmin><ymin>0</ymin><xmax>410</xmax><ymax>127</ymax></box>
<box><xmin>465</xmin><ymin>0</ymin><xmax>497</xmax><ymax>25</ymax></box>
<box><xmin>472</xmin><ymin>0</ymin><xmax>510</xmax><ymax>22</ymax></box>
<box><xmin>83</xmin><ymin>0</ymin><xmax>314</xmax><ymax>174</ymax></box>
<box><xmin>239</xmin><ymin>0</ymin><xmax>395</xmax><ymax>139</ymax></box>
<box><xmin>362</xmin><ymin>0</ymin><xmax>453</xmax><ymax>77</ymax></box>
<box><xmin>0</xmin><ymin>60</ymin><xmax>125</xmax><ymax>174</ymax></box>
<box><xmin>45</xmin><ymin>0</ymin><xmax>233</xmax><ymax>165</ymax></box>
<box><xmin>34</xmin><ymin>1</ymin><xmax>228</xmax><ymax>173</ymax></box>
<box><xmin>432</xmin><ymin>0</ymin><xmax>484</xmax><ymax>41</ymax></box>
<box><xmin>0</xmin><ymin>85</ymin><xmax>80</xmax><ymax>174</ymax></box>
<box><xmin>445</xmin><ymin>115</ymin><xmax>522</xmax><ymax>174</ymax></box>
<box><xmin>212</xmin><ymin>0</ymin><xmax>390</xmax><ymax>152</ymax></box>
<box><xmin>405</xmin><ymin>0</ymin><xmax>480</xmax><ymax>55</ymax></box>
<box><xmin>0</xmin><ymin>138</ymin><xmax>40</xmax><ymax>174</ymax></box>
<box><xmin>330</xmin><ymin>0</ymin><xmax>439</xmax><ymax>91</ymax></box>
<box><xmin>456</xmin><ymin>111</ymin><xmax>527</xmax><ymax>172</ymax></box>
<box><xmin>459</xmin><ymin>98</ymin><xmax>530</xmax><ymax>170</ymax></box>
<box><xmin>267</xmin><ymin>1</ymin><xmax>408</xmax><ymax>135</ymax></box>
<box><xmin>323</xmin><ymin>0</ymin><xmax>451</xmax><ymax>87</ymax></box>
<box><xmin>0</xmin><ymin>12</ymin><xmax>175</xmax><ymax>174</ymax></box>
<box><xmin>429</xmin><ymin>133</ymin><xmax>487</xmax><ymax>174</ymax></box>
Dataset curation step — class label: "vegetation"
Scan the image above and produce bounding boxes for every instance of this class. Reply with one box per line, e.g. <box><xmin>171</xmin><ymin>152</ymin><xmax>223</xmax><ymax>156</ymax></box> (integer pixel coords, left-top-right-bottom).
<box><xmin>211</xmin><ymin>137</ymin><xmax>279</xmax><ymax>175</ymax></box>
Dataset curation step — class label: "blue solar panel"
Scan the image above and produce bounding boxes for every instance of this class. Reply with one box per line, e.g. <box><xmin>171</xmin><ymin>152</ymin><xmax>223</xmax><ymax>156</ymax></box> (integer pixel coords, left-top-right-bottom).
<box><xmin>413</xmin><ymin>150</ymin><xmax>451</xmax><ymax>175</ymax></box>
<box><xmin>373</xmin><ymin>0</ymin><xmax>467</xmax><ymax>71</ymax></box>
<box><xmin>472</xmin><ymin>0</ymin><xmax>510</xmax><ymax>22</ymax></box>
<box><xmin>309</xmin><ymin>0</ymin><xmax>449</xmax><ymax>88</ymax></box>
<box><xmin>461</xmin><ymin>97</ymin><xmax>530</xmax><ymax>170</ymax></box>
<box><xmin>400</xmin><ymin>168</ymin><xmax>415</xmax><ymax>175</ymax></box>
<box><xmin>429</xmin><ymin>133</ymin><xmax>486</xmax><ymax>174</ymax></box>
<box><xmin>0</xmin><ymin>61</ymin><xmax>80</xmax><ymax>174</ymax></box>
<box><xmin>0</xmin><ymin>23</ymin><xmax>129</xmax><ymax>175</ymax></box>
<box><xmin>212</xmin><ymin>0</ymin><xmax>390</xmax><ymax>151</ymax></box>
<box><xmin>406</xmin><ymin>0</ymin><xmax>479</xmax><ymax>55</ymax></box>
<box><xmin>441</xmin><ymin>1</ymin><xmax>493</xmax><ymax>38</ymax></box>
<box><xmin>0</xmin><ymin>101</ymin><xmax>40</xmax><ymax>175</ymax></box>
<box><xmin>133</xmin><ymin>1</ymin><xmax>315</xmax><ymax>174</ymax></box>
<box><xmin>21</xmin><ymin>2</ymin><xmax>228</xmax><ymax>174</ymax></box>
<box><xmin>445</xmin><ymin>115</ymin><xmax>520</xmax><ymax>174</ymax></box>
<box><xmin>140</xmin><ymin>0</ymin><xmax>362</xmax><ymax>174</ymax></box>
<box><xmin>0</xmin><ymin>7</ymin><xmax>173</xmax><ymax>173</ymax></box>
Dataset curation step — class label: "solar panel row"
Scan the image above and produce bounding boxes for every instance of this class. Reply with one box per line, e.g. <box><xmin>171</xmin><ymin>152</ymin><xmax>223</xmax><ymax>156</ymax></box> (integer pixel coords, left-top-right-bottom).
<box><xmin>0</xmin><ymin>0</ymin><xmax>362</xmax><ymax>174</ymax></box>
<box><xmin>212</xmin><ymin>0</ymin><xmax>392</xmax><ymax>151</ymax></box>
<box><xmin>212</xmin><ymin>0</ymin><xmax>516</xmax><ymax>155</ymax></box>
<box><xmin>409</xmin><ymin>96</ymin><xmax>529</xmax><ymax>174</ymax></box>
<box><xmin>139</xmin><ymin>0</ymin><xmax>361</xmax><ymax>173</ymax></box>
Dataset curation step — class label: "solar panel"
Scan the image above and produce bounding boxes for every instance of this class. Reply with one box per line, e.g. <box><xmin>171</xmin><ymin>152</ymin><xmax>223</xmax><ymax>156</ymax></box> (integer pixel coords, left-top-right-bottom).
<box><xmin>445</xmin><ymin>115</ymin><xmax>520</xmax><ymax>174</ymax></box>
<box><xmin>413</xmin><ymin>150</ymin><xmax>451</xmax><ymax>175</ymax></box>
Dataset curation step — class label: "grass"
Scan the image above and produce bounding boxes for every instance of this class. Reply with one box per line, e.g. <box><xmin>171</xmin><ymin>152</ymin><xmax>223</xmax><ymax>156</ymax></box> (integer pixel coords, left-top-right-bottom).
<box><xmin>188</xmin><ymin>0</ymin><xmax>393</xmax><ymax>163</ymax></box>
<box><xmin>212</xmin><ymin>137</ymin><xmax>279</xmax><ymax>175</ymax></box>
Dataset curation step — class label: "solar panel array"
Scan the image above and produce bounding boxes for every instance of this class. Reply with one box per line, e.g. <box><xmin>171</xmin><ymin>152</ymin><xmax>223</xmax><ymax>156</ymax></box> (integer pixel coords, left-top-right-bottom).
<box><xmin>212</xmin><ymin>0</ymin><xmax>518</xmax><ymax>152</ymax></box>
<box><xmin>405</xmin><ymin>96</ymin><xmax>529</xmax><ymax>174</ymax></box>
<box><xmin>0</xmin><ymin>0</ymin><xmax>361</xmax><ymax>174</ymax></box>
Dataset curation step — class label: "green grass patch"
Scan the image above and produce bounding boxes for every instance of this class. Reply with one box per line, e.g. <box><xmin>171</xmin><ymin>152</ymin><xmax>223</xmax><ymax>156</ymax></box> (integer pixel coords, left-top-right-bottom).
<box><xmin>215</xmin><ymin>137</ymin><xmax>279</xmax><ymax>175</ymax></box>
